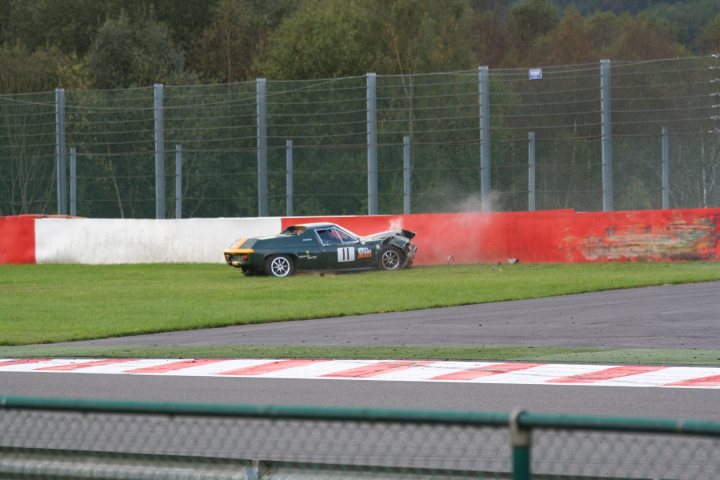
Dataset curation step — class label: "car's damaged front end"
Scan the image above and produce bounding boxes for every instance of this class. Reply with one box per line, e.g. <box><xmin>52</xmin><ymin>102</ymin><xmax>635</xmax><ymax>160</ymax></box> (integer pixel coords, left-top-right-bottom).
<box><xmin>363</xmin><ymin>229</ymin><xmax>417</xmax><ymax>269</ymax></box>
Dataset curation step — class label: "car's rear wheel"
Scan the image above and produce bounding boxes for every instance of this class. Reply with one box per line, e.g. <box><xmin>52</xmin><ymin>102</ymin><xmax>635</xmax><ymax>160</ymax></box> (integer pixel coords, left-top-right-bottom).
<box><xmin>379</xmin><ymin>247</ymin><xmax>403</xmax><ymax>271</ymax></box>
<box><xmin>265</xmin><ymin>255</ymin><xmax>295</xmax><ymax>277</ymax></box>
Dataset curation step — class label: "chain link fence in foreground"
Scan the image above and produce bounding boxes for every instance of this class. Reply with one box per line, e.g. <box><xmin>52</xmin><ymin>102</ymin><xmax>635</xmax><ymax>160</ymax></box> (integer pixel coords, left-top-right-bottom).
<box><xmin>1</xmin><ymin>396</ymin><xmax>719</xmax><ymax>479</ymax></box>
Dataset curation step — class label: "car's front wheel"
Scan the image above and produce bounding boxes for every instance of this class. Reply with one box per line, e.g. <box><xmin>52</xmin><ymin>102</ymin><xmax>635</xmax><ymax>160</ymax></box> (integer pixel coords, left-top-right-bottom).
<box><xmin>379</xmin><ymin>247</ymin><xmax>404</xmax><ymax>271</ymax></box>
<box><xmin>265</xmin><ymin>255</ymin><xmax>295</xmax><ymax>277</ymax></box>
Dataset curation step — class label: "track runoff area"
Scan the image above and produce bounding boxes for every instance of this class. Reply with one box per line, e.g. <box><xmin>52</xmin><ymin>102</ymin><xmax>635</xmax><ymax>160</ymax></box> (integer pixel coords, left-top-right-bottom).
<box><xmin>1</xmin><ymin>358</ymin><xmax>718</xmax><ymax>389</ymax></box>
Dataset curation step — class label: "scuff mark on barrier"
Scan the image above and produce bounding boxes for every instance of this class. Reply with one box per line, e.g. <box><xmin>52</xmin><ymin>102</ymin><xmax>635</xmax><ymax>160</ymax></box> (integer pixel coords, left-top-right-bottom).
<box><xmin>581</xmin><ymin>217</ymin><xmax>718</xmax><ymax>261</ymax></box>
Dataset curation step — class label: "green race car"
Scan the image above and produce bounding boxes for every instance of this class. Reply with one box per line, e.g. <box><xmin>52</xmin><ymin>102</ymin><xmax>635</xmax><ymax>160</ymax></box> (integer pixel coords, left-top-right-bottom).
<box><xmin>224</xmin><ymin>223</ymin><xmax>417</xmax><ymax>277</ymax></box>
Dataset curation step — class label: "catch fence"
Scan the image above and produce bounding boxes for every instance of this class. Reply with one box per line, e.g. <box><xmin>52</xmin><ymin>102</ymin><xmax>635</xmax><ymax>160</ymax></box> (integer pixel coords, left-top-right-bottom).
<box><xmin>1</xmin><ymin>56</ymin><xmax>719</xmax><ymax>218</ymax></box>
<box><xmin>1</xmin><ymin>396</ymin><xmax>719</xmax><ymax>479</ymax></box>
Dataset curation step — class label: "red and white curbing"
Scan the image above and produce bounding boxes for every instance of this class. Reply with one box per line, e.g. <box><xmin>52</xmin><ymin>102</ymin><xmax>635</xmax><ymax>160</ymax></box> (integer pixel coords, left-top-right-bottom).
<box><xmin>1</xmin><ymin>358</ymin><xmax>719</xmax><ymax>389</ymax></box>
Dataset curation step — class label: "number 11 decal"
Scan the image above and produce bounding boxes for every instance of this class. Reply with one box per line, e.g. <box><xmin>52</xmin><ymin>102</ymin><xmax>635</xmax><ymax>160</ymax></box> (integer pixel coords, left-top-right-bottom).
<box><xmin>337</xmin><ymin>247</ymin><xmax>355</xmax><ymax>262</ymax></box>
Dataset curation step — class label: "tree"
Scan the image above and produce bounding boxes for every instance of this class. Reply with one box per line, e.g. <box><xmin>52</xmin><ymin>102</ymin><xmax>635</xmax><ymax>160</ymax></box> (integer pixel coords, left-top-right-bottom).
<box><xmin>196</xmin><ymin>0</ymin><xmax>268</xmax><ymax>83</ymax></box>
<box><xmin>697</xmin><ymin>14</ymin><xmax>720</xmax><ymax>53</ymax></box>
<box><xmin>256</xmin><ymin>0</ymin><xmax>375</xmax><ymax>79</ymax></box>
<box><xmin>86</xmin><ymin>13</ymin><xmax>194</xmax><ymax>89</ymax></box>
<box><xmin>471</xmin><ymin>9</ymin><xmax>511</xmax><ymax>67</ymax></box>
<box><xmin>505</xmin><ymin>0</ymin><xmax>560</xmax><ymax>65</ymax></box>
<box><xmin>0</xmin><ymin>43</ymin><xmax>86</xmax><ymax>93</ymax></box>
<box><xmin>536</xmin><ymin>7</ymin><xmax>597</xmax><ymax>65</ymax></box>
<box><xmin>368</xmin><ymin>0</ymin><xmax>475</xmax><ymax>75</ymax></box>
<box><xmin>605</xmin><ymin>18</ymin><xmax>687</xmax><ymax>60</ymax></box>
<box><xmin>2</xmin><ymin>0</ymin><xmax>122</xmax><ymax>56</ymax></box>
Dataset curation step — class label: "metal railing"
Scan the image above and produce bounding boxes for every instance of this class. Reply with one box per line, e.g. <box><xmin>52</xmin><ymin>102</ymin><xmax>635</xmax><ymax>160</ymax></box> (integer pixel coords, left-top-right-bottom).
<box><xmin>1</xmin><ymin>56</ymin><xmax>720</xmax><ymax>218</ymax></box>
<box><xmin>1</xmin><ymin>395</ymin><xmax>719</xmax><ymax>479</ymax></box>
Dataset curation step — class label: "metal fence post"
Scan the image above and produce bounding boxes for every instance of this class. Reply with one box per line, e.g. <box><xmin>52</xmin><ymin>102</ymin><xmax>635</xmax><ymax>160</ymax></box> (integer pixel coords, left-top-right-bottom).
<box><xmin>528</xmin><ymin>131</ymin><xmax>536</xmax><ymax>211</ymax></box>
<box><xmin>69</xmin><ymin>147</ymin><xmax>77</xmax><ymax>216</ymax></box>
<box><xmin>55</xmin><ymin>88</ymin><xmax>66</xmax><ymax>215</ymax></box>
<box><xmin>403</xmin><ymin>135</ymin><xmax>411</xmax><ymax>214</ymax></box>
<box><xmin>257</xmin><ymin>78</ymin><xmax>268</xmax><ymax>217</ymax></box>
<box><xmin>479</xmin><ymin>66</ymin><xmax>491</xmax><ymax>212</ymax></box>
<box><xmin>286</xmin><ymin>139</ymin><xmax>293</xmax><ymax>217</ymax></box>
<box><xmin>600</xmin><ymin>59</ymin><xmax>613</xmax><ymax>211</ymax></box>
<box><xmin>154</xmin><ymin>83</ymin><xmax>165</xmax><ymax>219</ymax></box>
<box><xmin>367</xmin><ymin>72</ymin><xmax>378</xmax><ymax>215</ymax></box>
<box><xmin>510</xmin><ymin>410</ymin><xmax>531</xmax><ymax>480</ymax></box>
<box><xmin>175</xmin><ymin>144</ymin><xmax>182</xmax><ymax>219</ymax></box>
<box><xmin>662</xmin><ymin>127</ymin><xmax>669</xmax><ymax>209</ymax></box>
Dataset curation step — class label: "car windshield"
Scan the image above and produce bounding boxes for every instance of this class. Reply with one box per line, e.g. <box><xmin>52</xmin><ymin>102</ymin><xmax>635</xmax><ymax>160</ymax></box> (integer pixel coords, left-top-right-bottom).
<box><xmin>334</xmin><ymin>227</ymin><xmax>357</xmax><ymax>243</ymax></box>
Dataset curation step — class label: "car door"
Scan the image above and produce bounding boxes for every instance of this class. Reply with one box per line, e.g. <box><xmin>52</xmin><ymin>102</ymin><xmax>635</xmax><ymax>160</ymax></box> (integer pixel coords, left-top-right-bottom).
<box><xmin>315</xmin><ymin>227</ymin><xmax>376</xmax><ymax>270</ymax></box>
<box><xmin>315</xmin><ymin>227</ymin><xmax>345</xmax><ymax>269</ymax></box>
<box><xmin>335</xmin><ymin>227</ymin><xmax>378</xmax><ymax>268</ymax></box>
<box><xmin>294</xmin><ymin>231</ymin><xmax>322</xmax><ymax>270</ymax></box>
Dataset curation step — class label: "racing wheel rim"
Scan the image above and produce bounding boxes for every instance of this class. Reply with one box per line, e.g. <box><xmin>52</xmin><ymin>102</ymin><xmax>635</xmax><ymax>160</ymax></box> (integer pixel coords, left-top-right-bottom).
<box><xmin>381</xmin><ymin>249</ymin><xmax>401</xmax><ymax>270</ymax></box>
<box><xmin>270</xmin><ymin>256</ymin><xmax>292</xmax><ymax>277</ymax></box>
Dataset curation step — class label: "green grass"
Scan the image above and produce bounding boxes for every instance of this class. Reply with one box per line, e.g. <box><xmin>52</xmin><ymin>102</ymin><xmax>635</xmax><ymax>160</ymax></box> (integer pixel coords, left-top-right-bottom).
<box><xmin>0</xmin><ymin>344</ymin><xmax>718</xmax><ymax>366</ymax></box>
<box><xmin>2</xmin><ymin>262</ymin><xmax>720</xmax><ymax>349</ymax></box>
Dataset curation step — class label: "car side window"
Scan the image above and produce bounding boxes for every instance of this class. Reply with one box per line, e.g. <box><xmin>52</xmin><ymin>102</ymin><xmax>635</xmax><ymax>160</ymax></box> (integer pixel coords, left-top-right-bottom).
<box><xmin>316</xmin><ymin>229</ymin><xmax>337</xmax><ymax>245</ymax></box>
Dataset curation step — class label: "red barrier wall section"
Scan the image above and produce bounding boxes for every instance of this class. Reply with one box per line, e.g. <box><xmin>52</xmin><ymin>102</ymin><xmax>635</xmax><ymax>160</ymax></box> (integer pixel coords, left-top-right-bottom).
<box><xmin>564</xmin><ymin>209</ymin><xmax>720</xmax><ymax>262</ymax></box>
<box><xmin>282</xmin><ymin>208</ymin><xmax>720</xmax><ymax>265</ymax></box>
<box><xmin>0</xmin><ymin>215</ymin><xmax>36</xmax><ymax>264</ymax></box>
<box><xmin>3</xmin><ymin>209</ymin><xmax>718</xmax><ymax>265</ymax></box>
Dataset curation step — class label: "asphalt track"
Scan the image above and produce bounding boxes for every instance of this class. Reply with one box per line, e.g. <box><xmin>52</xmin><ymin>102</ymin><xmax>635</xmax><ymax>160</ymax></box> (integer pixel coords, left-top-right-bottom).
<box><xmin>59</xmin><ymin>281</ymin><xmax>720</xmax><ymax>349</ymax></box>
<box><xmin>2</xmin><ymin>282</ymin><xmax>719</xmax><ymax>419</ymax></box>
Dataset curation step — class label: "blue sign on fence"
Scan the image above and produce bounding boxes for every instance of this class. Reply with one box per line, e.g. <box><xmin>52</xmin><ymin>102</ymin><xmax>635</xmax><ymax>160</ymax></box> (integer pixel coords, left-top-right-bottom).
<box><xmin>529</xmin><ymin>68</ymin><xmax>543</xmax><ymax>80</ymax></box>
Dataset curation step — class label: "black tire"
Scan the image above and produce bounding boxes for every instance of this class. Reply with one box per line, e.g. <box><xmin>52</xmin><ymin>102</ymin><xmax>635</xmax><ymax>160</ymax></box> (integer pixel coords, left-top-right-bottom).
<box><xmin>379</xmin><ymin>246</ymin><xmax>404</xmax><ymax>271</ymax></box>
<box><xmin>265</xmin><ymin>255</ymin><xmax>295</xmax><ymax>277</ymax></box>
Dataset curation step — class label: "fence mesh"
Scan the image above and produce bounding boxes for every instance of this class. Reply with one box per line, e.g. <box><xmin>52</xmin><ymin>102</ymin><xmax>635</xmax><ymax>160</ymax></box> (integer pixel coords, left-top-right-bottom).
<box><xmin>1</xmin><ymin>57</ymin><xmax>719</xmax><ymax>218</ymax></box>
<box><xmin>1</xmin><ymin>399</ymin><xmax>720</xmax><ymax>479</ymax></box>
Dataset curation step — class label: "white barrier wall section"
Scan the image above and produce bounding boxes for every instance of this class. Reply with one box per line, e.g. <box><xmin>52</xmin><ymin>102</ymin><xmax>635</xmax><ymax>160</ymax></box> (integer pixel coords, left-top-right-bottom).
<box><xmin>35</xmin><ymin>218</ymin><xmax>282</xmax><ymax>264</ymax></box>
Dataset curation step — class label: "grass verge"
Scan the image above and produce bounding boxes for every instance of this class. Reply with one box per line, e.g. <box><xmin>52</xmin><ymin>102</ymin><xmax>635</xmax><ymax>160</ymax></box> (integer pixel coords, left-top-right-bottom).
<box><xmin>0</xmin><ymin>345</ymin><xmax>718</xmax><ymax>366</ymax></box>
<box><xmin>2</xmin><ymin>262</ymin><xmax>720</xmax><ymax>349</ymax></box>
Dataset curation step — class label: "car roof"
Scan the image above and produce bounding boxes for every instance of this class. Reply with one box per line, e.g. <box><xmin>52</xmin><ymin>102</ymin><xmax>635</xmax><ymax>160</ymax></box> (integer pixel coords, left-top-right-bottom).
<box><xmin>288</xmin><ymin>222</ymin><xmax>337</xmax><ymax>229</ymax></box>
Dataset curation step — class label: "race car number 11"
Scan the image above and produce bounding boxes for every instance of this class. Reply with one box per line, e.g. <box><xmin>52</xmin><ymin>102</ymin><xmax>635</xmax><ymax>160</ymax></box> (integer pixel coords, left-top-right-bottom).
<box><xmin>337</xmin><ymin>247</ymin><xmax>355</xmax><ymax>262</ymax></box>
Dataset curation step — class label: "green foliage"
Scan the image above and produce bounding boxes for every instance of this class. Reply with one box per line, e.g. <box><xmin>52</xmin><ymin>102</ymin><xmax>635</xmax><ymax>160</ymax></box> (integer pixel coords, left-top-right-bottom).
<box><xmin>257</xmin><ymin>0</ymin><xmax>375</xmax><ymax>79</ymax></box>
<box><xmin>0</xmin><ymin>0</ymin><xmax>713</xmax><ymax>91</ymax></box>
<box><xmin>507</xmin><ymin>0</ymin><xmax>561</xmax><ymax>53</ymax></box>
<box><xmin>642</xmin><ymin>0</ymin><xmax>720</xmax><ymax>48</ymax></box>
<box><xmin>367</xmin><ymin>0</ymin><xmax>475</xmax><ymax>74</ymax></box>
<box><xmin>1</xmin><ymin>0</ymin><xmax>122</xmax><ymax>56</ymax></box>
<box><xmin>0</xmin><ymin>43</ymin><xmax>83</xmax><ymax>93</ymax></box>
<box><xmin>698</xmin><ymin>14</ymin><xmax>720</xmax><ymax>53</ymax></box>
<box><xmin>194</xmin><ymin>0</ymin><xmax>301</xmax><ymax>83</ymax></box>
<box><xmin>86</xmin><ymin>13</ymin><xmax>194</xmax><ymax>89</ymax></box>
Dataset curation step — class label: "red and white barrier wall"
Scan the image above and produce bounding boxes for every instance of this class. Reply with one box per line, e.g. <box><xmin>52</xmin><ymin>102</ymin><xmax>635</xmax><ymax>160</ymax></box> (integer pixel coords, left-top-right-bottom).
<box><xmin>2</xmin><ymin>209</ymin><xmax>719</xmax><ymax>265</ymax></box>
